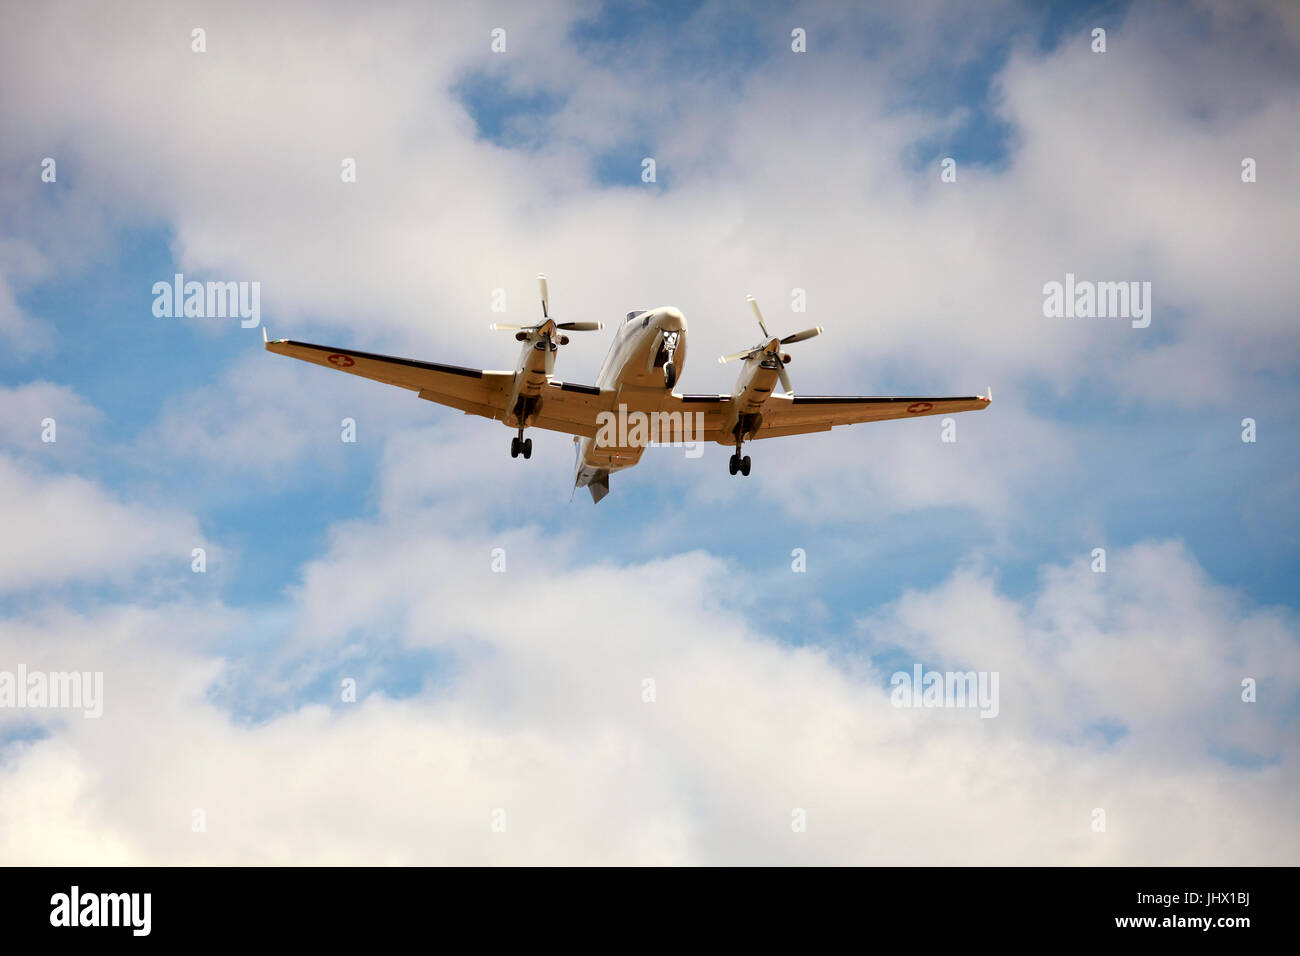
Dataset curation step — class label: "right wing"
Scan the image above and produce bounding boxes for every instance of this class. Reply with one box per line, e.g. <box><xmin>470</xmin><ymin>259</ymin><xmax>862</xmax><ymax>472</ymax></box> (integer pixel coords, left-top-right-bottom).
<box><xmin>264</xmin><ymin>338</ymin><xmax>609</xmax><ymax>438</ymax></box>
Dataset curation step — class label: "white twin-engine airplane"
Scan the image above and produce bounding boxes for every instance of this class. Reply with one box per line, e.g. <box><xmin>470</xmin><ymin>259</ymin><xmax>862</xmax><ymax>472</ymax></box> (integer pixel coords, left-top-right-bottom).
<box><xmin>265</xmin><ymin>274</ymin><xmax>991</xmax><ymax>502</ymax></box>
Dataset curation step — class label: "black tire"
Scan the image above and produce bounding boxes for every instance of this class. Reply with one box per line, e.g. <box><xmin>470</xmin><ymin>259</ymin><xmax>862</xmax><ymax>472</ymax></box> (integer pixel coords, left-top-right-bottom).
<box><xmin>728</xmin><ymin>454</ymin><xmax>739</xmax><ymax>475</ymax></box>
<box><xmin>522</xmin><ymin>438</ymin><xmax>533</xmax><ymax>459</ymax></box>
<box><xmin>664</xmin><ymin>362</ymin><xmax>677</xmax><ymax>389</ymax></box>
<box><xmin>510</xmin><ymin>436</ymin><xmax>520</xmax><ymax>458</ymax></box>
<box><xmin>741</xmin><ymin>455</ymin><xmax>751</xmax><ymax>476</ymax></box>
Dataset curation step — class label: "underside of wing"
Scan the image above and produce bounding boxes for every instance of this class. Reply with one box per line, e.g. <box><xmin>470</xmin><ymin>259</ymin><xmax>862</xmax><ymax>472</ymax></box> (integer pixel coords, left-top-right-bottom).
<box><xmin>753</xmin><ymin>393</ymin><xmax>991</xmax><ymax>438</ymax></box>
<box><xmin>266</xmin><ymin>338</ymin><xmax>509</xmax><ymax>400</ymax></box>
<box><xmin>266</xmin><ymin>338</ymin><xmax>514</xmax><ymax>422</ymax></box>
<box><xmin>668</xmin><ymin>394</ymin><xmax>734</xmax><ymax>441</ymax></box>
<box><xmin>529</xmin><ymin>381</ymin><xmax>609</xmax><ymax>439</ymax></box>
<box><xmin>266</xmin><ymin>338</ymin><xmax>610</xmax><ymax>437</ymax></box>
<box><xmin>661</xmin><ymin>392</ymin><xmax>990</xmax><ymax>443</ymax></box>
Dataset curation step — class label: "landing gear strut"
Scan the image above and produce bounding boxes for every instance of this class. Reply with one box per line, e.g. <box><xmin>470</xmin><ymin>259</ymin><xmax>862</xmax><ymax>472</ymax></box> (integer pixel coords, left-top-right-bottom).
<box><xmin>510</xmin><ymin>428</ymin><xmax>533</xmax><ymax>459</ymax></box>
<box><xmin>662</xmin><ymin>330</ymin><xmax>680</xmax><ymax>388</ymax></box>
<box><xmin>728</xmin><ymin>439</ymin><xmax>751</xmax><ymax>477</ymax></box>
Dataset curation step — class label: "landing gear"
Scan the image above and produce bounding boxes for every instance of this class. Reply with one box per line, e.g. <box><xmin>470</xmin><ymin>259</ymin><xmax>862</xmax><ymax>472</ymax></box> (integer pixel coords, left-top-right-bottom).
<box><xmin>728</xmin><ymin>440</ymin><xmax>751</xmax><ymax>477</ymax></box>
<box><xmin>661</xmin><ymin>330</ymin><xmax>680</xmax><ymax>389</ymax></box>
<box><xmin>510</xmin><ymin>429</ymin><xmax>533</xmax><ymax>459</ymax></box>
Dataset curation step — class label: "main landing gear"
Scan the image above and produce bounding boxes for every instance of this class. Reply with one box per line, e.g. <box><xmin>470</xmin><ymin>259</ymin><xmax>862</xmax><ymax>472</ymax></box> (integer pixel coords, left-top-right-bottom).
<box><xmin>728</xmin><ymin>440</ymin><xmax>751</xmax><ymax>477</ymax></box>
<box><xmin>510</xmin><ymin>427</ymin><xmax>532</xmax><ymax>459</ymax></box>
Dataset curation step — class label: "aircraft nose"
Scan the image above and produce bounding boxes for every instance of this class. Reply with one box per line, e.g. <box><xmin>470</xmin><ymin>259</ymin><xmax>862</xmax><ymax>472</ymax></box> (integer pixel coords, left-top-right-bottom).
<box><xmin>656</xmin><ymin>307</ymin><xmax>686</xmax><ymax>331</ymax></box>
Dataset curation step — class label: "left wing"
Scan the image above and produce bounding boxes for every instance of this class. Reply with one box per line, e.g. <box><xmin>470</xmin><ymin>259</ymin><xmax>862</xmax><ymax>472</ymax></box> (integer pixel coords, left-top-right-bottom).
<box><xmin>666</xmin><ymin>391</ymin><xmax>990</xmax><ymax>441</ymax></box>
<box><xmin>750</xmin><ymin>392</ymin><xmax>991</xmax><ymax>438</ymax></box>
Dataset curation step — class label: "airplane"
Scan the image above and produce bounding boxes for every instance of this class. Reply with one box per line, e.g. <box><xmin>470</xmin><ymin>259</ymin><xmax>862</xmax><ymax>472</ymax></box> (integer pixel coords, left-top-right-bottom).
<box><xmin>265</xmin><ymin>274</ymin><xmax>991</xmax><ymax>502</ymax></box>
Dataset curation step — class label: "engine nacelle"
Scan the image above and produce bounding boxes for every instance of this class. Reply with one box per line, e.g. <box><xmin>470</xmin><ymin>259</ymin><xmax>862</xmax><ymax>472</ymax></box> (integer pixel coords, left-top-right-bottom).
<box><xmin>722</xmin><ymin>357</ymin><xmax>781</xmax><ymax>442</ymax></box>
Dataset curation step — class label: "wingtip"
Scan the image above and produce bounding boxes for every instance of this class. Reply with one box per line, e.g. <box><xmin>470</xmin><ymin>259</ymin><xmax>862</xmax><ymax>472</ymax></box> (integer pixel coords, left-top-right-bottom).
<box><xmin>262</xmin><ymin>326</ymin><xmax>268</xmax><ymax>343</ymax></box>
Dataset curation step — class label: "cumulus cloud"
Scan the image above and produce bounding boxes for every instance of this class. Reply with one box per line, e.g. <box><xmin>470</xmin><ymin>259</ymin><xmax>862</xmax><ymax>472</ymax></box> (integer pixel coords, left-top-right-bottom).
<box><xmin>145</xmin><ymin>352</ymin><xmax>429</xmax><ymax>483</ymax></box>
<box><xmin>0</xmin><ymin>0</ymin><xmax>1296</xmax><ymax>867</ymax></box>
<box><xmin>0</xmin><ymin>239</ymin><xmax>53</xmax><ymax>354</ymax></box>
<box><xmin>0</xmin><ymin>528</ymin><xmax>1295</xmax><ymax>864</ymax></box>
<box><xmin>0</xmin><ymin>454</ymin><xmax>206</xmax><ymax>593</ymax></box>
<box><xmin>2</xmin><ymin>0</ymin><xmax>1295</xmax><ymax>398</ymax></box>
<box><xmin>1</xmin><ymin>0</ymin><xmax>1291</xmax><ymax>527</ymax></box>
<box><xmin>0</xmin><ymin>379</ymin><xmax>101</xmax><ymax>454</ymax></box>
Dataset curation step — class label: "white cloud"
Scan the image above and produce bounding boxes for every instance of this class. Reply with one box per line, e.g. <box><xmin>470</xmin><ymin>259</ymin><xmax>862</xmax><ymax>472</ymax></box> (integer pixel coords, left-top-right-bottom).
<box><xmin>0</xmin><ymin>239</ymin><xmax>52</xmax><ymax>354</ymax></box>
<box><xmin>2</xmin><ymin>0</ymin><xmax>1294</xmax><ymax>401</ymax></box>
<box><xmin>1</xmin><ymin>521</ymin><xmax>1294</xmax><ymax>864</ymax></box>
<box><xmin>2</xmin><ymin>0</ymin><xmax>1291</xmax><ymax>529</ymax></box>
<box><xmin>0</xmin><ymin>0</ymin><xmax>1296</xmax><ymax>866</ymax></box>
<box><xmin>861</xmin><ymin>540</ymin><xmax>1300</xmax><ymax>757</ymax></box>
<box><xmin>0</xmin><ymin>380</ymin><xmax>101</xmax><ymax>453</ymax></box>
<box><xmin>0</xmin><ymin>454</ymin><xmax>206</xmax><ymax>592</ymax></box>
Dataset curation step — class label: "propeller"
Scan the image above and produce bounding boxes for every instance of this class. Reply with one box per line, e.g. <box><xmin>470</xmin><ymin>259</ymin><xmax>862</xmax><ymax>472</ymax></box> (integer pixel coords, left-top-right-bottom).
<box><xmin>717</xmin><ymin>294</ymin><xmax>823</xmax><ymax>395</ymax></box>
<box><xmin>489</xmin><ymin>274</ymin><xmax>605</xmax><ymax>336</ymax></box>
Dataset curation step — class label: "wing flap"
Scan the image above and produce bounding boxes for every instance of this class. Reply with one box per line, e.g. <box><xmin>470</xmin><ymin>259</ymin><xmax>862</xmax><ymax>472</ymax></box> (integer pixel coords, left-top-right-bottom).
<box><xmin>529</xmin><ymin>381</ymin><xmax>610</xmax><ymax>438</ymax></box>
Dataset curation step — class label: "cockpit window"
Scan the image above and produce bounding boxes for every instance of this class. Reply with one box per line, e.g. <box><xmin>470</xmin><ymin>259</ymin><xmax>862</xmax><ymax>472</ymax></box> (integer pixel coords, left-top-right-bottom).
<box><xmin>625</xmin><ymin>311</ymin><xmax>646</xmax><ymax>323</ymax></box>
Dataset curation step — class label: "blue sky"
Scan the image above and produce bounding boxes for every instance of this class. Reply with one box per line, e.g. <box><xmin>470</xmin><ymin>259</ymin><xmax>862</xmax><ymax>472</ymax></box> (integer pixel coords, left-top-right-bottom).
<box><xmin>1</xmin><ymin>0</ymin><xmax>1297</xmax><ymax>864</ymax></box>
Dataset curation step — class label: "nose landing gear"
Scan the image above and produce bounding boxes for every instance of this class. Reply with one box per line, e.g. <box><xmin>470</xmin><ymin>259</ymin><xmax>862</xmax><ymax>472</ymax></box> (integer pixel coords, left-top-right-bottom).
<box><xmin>661</xmin><ymin>330</ymin><xmax>680</xmax><ymax>388</ymax></box>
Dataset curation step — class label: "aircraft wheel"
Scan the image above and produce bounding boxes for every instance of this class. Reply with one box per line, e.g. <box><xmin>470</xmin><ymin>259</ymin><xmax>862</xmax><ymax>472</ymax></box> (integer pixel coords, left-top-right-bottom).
<box><xmin>522</xmin><ymin>438</ymin><xmax>533</xmax><ymax>459</ymax></box>
<box><xmin>728</xmin><ymin>454</ymin><xmax>739</xmax><ymax>475</ymax></box>
<box><xmin>510</xmin><ymin>436</ymin><xmax>520</xmax><ymax>458</ymax></box>
<box><xmin>664</xmin><ymin>362</ymin><xmax>677</xmax><ymax>389</ymax></box>
<box><xmin>740</xmin><ymin>455</ymin><xmax>751</xmax><ymax>476</ymax></box>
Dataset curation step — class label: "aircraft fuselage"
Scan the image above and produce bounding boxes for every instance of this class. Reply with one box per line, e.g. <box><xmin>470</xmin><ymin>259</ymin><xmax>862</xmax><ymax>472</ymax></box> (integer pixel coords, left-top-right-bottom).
<box><xmin>573</xmin><ymin>307</ymin><xmax>687</xmax><ymax>497</ymax></box>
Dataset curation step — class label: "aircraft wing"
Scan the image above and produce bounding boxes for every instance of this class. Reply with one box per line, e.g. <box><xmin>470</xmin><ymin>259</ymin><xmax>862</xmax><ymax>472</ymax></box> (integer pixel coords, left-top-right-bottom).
<box><xmin>750</xmin><ymin>392</ymin><xmax>991</xmax><ymax>438</ymax></box>
<box><xmin>264</xmin><ymin>338</ymin><xmax>607</xmax><ymax>438</ymax></box>
<box><xmin>670</xmin><ymin>391</ymin><xmax>991</xmax><ymax>441</ymax></box>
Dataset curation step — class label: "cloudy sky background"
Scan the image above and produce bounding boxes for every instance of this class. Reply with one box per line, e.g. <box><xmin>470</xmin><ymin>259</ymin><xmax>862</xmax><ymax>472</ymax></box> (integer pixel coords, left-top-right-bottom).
<box><xmin>1</xmin><ymin>0</ymin><xmax>1297</xmax><ymax>863</ymax></box>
